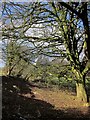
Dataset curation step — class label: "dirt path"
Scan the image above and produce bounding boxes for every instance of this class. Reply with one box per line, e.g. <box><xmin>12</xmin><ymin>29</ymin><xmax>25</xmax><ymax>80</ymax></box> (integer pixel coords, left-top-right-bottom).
<box><xmin>22</xmin><ymin>87</ymin><xmax>79</xmax><ymax>108</ymax></box>
<box><xmin>21</xmin><ymin>86</ymin><xmax>90</xmax><ymax>114</ymax></box>
<box><xmin>2</xmin><ymin>76</ymin><xmax>90</xmax><ymax>119</ymax></box>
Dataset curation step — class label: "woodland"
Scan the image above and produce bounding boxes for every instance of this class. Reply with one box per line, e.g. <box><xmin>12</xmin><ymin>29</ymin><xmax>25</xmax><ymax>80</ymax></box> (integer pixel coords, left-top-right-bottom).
<box><xmin>1</xmin><ymin>1</ymin><xmax>90</xmax><ymax>119</ymax></box>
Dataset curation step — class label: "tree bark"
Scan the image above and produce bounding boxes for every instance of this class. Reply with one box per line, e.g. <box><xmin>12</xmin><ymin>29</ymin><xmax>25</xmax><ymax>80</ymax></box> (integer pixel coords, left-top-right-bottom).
<box><xmin>76</xmin><ymin>80</ymin><xmax>89</xmax><ymax>103</ymax></box>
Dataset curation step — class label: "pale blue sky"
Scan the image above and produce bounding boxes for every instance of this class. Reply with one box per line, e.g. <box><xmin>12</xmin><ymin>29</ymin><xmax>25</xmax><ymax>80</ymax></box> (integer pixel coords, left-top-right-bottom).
<box><xmin>0</xmin><ymin>59</ymin><xmax>5</xmax><ymax>68</ymax></box>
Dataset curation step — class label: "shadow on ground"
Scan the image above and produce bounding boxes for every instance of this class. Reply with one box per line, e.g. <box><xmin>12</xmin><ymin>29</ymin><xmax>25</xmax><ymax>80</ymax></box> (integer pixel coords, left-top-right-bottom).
<box><xmin>2</xmin><ymin>76</ymin><xmax>90</xmax><ymax>120</ymax></box>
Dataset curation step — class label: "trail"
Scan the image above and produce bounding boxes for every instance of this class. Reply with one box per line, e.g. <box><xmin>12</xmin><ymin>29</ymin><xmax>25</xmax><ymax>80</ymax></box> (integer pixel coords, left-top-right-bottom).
<box><xmin>2</xmin><ymin>76</ymin><xmax>90</xmax><ymax>119</ymax></box>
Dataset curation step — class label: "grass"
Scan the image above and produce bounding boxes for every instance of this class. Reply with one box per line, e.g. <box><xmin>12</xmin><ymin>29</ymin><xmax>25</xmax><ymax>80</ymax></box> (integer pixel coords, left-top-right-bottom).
<box><xmin>0</xmin><ymin>70</ymin><xmax>2</xmax><ymax>76</ymax></box>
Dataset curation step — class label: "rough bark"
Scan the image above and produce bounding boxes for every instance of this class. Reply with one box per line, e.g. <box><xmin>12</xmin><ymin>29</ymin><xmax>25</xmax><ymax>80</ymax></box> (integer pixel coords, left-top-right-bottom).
<box><xmin>72</xmin><ymin>68</ymin><xmax>89</xmax><ymax>103</ymax></box>
<box><xmin>76</xmin><ymin>80</ymin><xmax>89</xmax><ymax>103</ymax></box>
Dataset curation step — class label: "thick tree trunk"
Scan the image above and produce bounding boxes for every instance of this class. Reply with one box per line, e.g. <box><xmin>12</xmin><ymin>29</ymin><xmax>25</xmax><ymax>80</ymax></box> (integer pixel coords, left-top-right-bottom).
<box><xmin>76</xmin><ymin>80</ymin><xmax>89</xmax><ymax>103</ymax></box>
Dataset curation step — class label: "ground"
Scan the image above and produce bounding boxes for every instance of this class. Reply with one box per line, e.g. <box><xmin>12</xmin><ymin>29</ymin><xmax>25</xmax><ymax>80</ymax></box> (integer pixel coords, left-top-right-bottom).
<box><xmin>2</xmin><ymin>76</ymin><xmax>90</xmax><ymax>120</ymax></box>
<box><xmin>0</xmin><ymin>76</ymin><xmax>2</xmax><ymax>120</ymax></box>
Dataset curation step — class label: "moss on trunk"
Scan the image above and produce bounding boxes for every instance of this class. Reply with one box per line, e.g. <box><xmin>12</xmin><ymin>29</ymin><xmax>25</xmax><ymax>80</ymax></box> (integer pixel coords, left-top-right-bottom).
<box><xmin>76</xmin><ymin>81</ymin><xmax>89</xmax><ymax>103</ymax></box>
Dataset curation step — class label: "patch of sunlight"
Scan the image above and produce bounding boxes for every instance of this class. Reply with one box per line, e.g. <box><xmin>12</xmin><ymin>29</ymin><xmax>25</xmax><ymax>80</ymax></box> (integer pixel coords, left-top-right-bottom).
<box><xmin>83</xmin><ymin>103</ymin><xmax>90</xmax><ymax>107</ymax></box>
<box><xmin>13</xmin><ymin>85</ymin><xmax>20</xmax><ymax>91</ymax></box>
<box><xmin>0</xmin><ymin>70</ymin><xmax>2</xmax><ymax>76</ymax></box>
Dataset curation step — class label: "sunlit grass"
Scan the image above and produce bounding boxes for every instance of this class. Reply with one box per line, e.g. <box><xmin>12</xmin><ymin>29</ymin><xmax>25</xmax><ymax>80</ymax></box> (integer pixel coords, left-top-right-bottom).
<box><xmin>0</xmin><ymin>70</ymin><xmax>2</xmax><ymax>76</ymax></box>
<box><xmin>0</xmin><ymin>68</ymin><xmax>7</xmax><ymax>76</ymax></box>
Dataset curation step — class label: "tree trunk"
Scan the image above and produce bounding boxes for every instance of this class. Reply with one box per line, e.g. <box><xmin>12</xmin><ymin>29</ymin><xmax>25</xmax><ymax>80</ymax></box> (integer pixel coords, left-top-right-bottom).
<box><xmin>76</xmin><ymin>80</ymin><xmax>89</xmax><ymax>103</ymax></box>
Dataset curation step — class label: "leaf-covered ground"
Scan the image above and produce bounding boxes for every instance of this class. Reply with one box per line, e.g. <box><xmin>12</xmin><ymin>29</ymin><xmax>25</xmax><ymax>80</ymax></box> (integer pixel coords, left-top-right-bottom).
<box><xmin>2</xmin><ymin>76</ymin><xmax>90</xmax><ymax>120</ymax></box>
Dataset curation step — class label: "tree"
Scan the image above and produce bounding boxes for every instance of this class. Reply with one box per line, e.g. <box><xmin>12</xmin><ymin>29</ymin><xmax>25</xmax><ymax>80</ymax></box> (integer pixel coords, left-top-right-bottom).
<box><xmin>2</xmin><ymin>2</ymin><xmax>40</xmax><ymax>76</ymax></box>
<box><xmin>32</xmin><ymin>2</ymin><xmax>90</xmax><ymax>103</ymax></box>
<box><xmin>56</xmin><ymin>2</ymin><xmax>90</xmax><ymax>103</ymax></box>
<box><xmin>2</xmin><ymin>2</ymin><xmax>90</xmax><ymax>104</ymax></box>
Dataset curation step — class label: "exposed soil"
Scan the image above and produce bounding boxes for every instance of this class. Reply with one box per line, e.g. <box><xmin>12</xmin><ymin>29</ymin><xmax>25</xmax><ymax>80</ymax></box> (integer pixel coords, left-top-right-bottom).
<box><xmin>2</xmin><ymin>76</ymin><xmax>90</xmax><ymax>120</ymax></box>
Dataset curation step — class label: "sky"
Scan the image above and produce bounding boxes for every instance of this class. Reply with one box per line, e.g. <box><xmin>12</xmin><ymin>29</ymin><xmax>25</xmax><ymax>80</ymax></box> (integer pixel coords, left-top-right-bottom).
<box><xmin>0</xmin><ymin>40</ymin><xmax>5</xmax><ymax>68</ymax></box>
<box><xmin>2</xmin><ymin>0</ymin><xmax>89</xmax><ymax>2</ymax></box>
<box><xmin>0</xmin><ymin>59</ymin><xmax>5</xmax><ymax>68</ymax></box>
<box><xmin>2</xmin><ymin>0</ymin><xmax>46</xmax><ymax>2</ymax></box>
